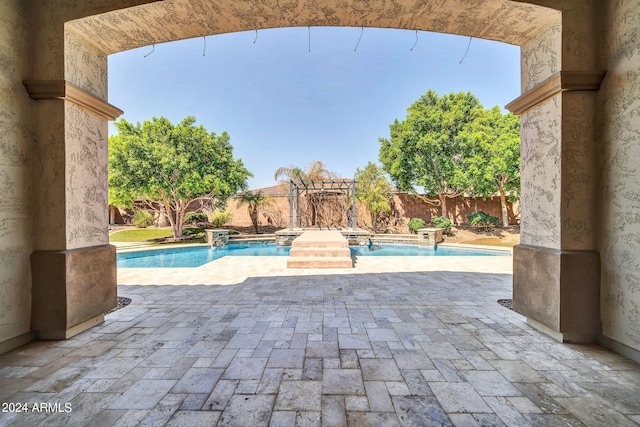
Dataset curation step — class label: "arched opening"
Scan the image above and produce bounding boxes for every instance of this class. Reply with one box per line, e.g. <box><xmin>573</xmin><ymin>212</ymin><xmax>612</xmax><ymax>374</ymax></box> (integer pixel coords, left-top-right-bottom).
<box><xmin>7</xmin><ymin>0</ymin><xmax>638</xmax><ymax>364</ymax></box>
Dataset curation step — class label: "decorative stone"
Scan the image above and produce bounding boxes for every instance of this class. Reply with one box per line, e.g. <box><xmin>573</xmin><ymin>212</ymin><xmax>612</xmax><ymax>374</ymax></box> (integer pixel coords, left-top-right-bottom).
<box><xmin>205</xmin><ymin>229</ymin><xmax>229</xmax><ymax>246</ymax></box>
<box><xmin>416</xmin><ymin>228</ymin><xmax>444</xmax><ymax>246</ymax></box>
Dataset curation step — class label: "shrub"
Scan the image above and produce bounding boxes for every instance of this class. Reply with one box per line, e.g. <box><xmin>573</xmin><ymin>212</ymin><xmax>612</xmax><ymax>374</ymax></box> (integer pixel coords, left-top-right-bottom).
<box><xmin>431</xmin><ymin>216</ymin><xmax>453</xmax><ymax>233</ymax></box>
<box><xmin>185</xmin><ymin>212</ymin><xmax>208</xmax><ymax>224</ymax></box>
<box><xmin>407</xmin><ymin>217</ymin><xmax>425</xmax><ymax>234</ymax></box>
<box><xmin>133</xmin><ymin>209</ymin><xmax>154</xmax><ymax>228</ymax></box>
<box><xmin>210</xmin><ymin>210</ymin><xmax>233</xmax><ymax>228</ymax></box>
<box><xmin>467</xmin><ymin>211</ymin><xmax>500</xmax><ymax>231</ymax></box>
<box><xmin>182</xmin><ymin>227</ymin><xmax>204</xmax><ymax>237</ymax></box>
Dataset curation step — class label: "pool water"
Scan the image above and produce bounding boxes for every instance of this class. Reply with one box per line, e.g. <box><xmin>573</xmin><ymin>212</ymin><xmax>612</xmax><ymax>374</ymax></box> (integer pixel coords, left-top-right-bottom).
<box><xmin>117</xmin><ymin>244</ymin><xmax>291</xmax><ymax>268</ymax></box>
<box><xmin>117</xmin><ymin>243</ymin><xmax>507</xmax><ymax>268</ymax></box>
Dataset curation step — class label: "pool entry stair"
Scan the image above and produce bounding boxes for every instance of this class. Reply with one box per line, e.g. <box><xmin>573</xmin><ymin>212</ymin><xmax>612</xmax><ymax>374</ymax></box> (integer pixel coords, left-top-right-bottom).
<box><xmin>287</xmin><ymin>230</ymin><xmax>353</xmax><ymax>268</ymax></box>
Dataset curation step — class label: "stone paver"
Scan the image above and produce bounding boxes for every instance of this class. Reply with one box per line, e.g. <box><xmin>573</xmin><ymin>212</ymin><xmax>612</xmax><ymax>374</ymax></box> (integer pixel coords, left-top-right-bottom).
<box><xmin>0</xmin><ymin>255</ymin><xmax>639</xmax><ymax>426</ymax></box>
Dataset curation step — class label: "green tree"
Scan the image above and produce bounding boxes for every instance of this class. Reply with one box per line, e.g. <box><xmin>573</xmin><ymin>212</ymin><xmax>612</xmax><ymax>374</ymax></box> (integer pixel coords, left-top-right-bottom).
<box><xmin>236</xmin><ymin>190</ymin><xmax>270</xmax><ymax>234</ymax></box>
<box><xmin>379</xmin><ymin>90</ymin><xmax>482</xmax><ymax>219</ymax></box>
<box><xmin>354</xmin><ymin>162</ymin><xmax>392</xmax><ymax>233</ymax></box>
<box><xmin>109</xmin><ymin>116</ymin><xmax>251</xmax><ymax>238</ymax></box>
<box><xmin>461</xmin><ymin>106</ymin><xmax>520</xmax><ymax>226</ymax></box>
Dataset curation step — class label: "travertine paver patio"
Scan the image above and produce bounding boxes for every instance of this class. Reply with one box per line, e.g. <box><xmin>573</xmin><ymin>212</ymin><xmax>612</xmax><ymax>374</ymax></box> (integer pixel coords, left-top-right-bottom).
<box><xmin>1</xmin><ymin>256</ymin><xmax>640</xmax><ymax>426</ymax></box>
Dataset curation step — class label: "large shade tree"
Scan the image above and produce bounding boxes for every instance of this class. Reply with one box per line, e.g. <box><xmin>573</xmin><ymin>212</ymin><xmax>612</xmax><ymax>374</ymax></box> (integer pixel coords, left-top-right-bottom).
<box><xmin>109</xmin><ymin>116</ymin><xmax>251</xmax><ymax>238</ymax></box>
<box><xmin>461</xmin><ymin>106</ymin><xmax>521</xmax><ymax>226</ymax></box>
<box><xmin>379</xmin><ymin>90</ymin><xmax>483</xmax><ymax>219</ymax></box>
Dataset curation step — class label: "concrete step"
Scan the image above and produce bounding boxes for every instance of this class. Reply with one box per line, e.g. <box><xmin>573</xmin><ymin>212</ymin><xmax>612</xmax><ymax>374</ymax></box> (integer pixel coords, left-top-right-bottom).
<box><xmin>291</xmin><ymin>239</ymin><xmax>349</xmax><ymax>248</ymax></box>
<box><xmin>289</xmin><ymin>247</ymin><xmax>352</xmax><ymax>257</ymax></box>
<box><xmin>287</xmin><ymin>256</ymin><xmax>353</xmax><ymax>269</ymax></box>
<box><xmin>291</xmin><ymin>231</ymin><xmax>349</xmax><ymax>248</ymax></box>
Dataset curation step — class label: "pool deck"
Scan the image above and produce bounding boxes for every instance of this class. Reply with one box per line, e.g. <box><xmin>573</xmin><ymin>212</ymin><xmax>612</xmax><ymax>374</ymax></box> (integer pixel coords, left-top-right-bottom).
<box><xmin>2</xmin><ymin>255</ymin><xmax>640</xmax><ymax>426</ymax></box>
<box><xmin>116</xmin><ymin>255</ymin><xmax>513</xmax><ymax>285</ymax></box>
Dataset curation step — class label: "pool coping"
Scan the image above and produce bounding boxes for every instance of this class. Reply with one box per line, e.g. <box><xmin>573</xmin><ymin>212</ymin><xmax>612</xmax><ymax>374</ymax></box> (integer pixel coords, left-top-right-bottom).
<box><xmin>115</xmin><ymin>242</ymin><xmax>512</xmax><ymax>253</ymax></box>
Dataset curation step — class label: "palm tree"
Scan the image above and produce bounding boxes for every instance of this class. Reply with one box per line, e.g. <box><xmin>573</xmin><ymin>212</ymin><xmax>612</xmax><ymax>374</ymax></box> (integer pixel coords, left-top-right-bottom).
<box><xmin>236</xmin><ymin>190</ymin><xmax>269</xmax><ymax>234</ymax></box>
<box><xmin>274</xmin><ymin>160</ymin><xmax>334</xmax><ymax>183</ymax></box>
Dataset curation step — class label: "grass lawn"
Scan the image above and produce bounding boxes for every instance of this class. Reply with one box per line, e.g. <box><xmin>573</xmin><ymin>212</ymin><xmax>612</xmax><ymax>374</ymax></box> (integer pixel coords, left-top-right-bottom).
<box><xmin>458</xmin><ymin>237</ymin><xmax>517</xmax><ymax>247</ymax></box>
<box><xmin>109</xmin><ymin>228</ymin><xmax>174</xmax><ymax>242</ymax></box>
<box><xmin>109</xmin><ymin>227</ymin><xmax>206</xmax><ymax>243</ymax></box>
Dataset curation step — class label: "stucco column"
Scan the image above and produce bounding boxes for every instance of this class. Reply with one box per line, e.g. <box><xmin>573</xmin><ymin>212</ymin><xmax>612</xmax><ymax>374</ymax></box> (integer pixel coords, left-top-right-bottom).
<box><xmin>507</xmin><ymin>6</ymin><xmax>605</xmax><ymax>343</ymax></box>
<box><xmin>25</xmin><ymin>12</ymin><xmax>121</xmax><ymax>339</ymax></box>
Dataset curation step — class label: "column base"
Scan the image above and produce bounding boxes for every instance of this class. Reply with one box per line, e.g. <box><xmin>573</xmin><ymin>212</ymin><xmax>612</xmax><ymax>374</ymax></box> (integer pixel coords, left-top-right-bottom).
<box><xmin>526</xmin><ymin>317</ymin><xmax>598</xmax><ymax>344</ymax></box>
<box><xmin>31</xmin><ymin>245</ymin><xmax>116</xmax><ymax>340</ymax></box>
<box><xmin>513</xmin><ymin>244</ymin><xmax>600</xmax><ymax>342</ymax></box>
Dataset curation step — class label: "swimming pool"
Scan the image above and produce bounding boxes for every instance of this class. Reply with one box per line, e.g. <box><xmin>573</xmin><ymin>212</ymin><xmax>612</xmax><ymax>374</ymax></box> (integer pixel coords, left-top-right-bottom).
<box><xmin>117</xmin><ymin>243</ymin><xmax>508</xmax><ymax>268</ymax></box>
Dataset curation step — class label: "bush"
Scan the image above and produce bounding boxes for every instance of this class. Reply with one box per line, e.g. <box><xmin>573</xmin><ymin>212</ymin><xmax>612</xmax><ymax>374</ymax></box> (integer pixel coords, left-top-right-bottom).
<box><xmin>182</xmin><ymin>227</ymin><xmax>205</xmax><ymax>237</ymax></box>
<box><xmin>407</xmin><ymin>217</ymin><xmax>425</xmax><ymax>234</ymax></box>
<box><xmin>133</xmin><ymin>209</ymin><xmax>154</xmax><ymax>228</ymax></box>
<box><xmin>185</xmin><ymin>212</ymin><xmax>208</xmax><ymax>224</ymax></box>
<box><xmin>431</xmin><ymin>216</ymin><xmax>453</xmax><ymax>233</ymax></box>
<box><xmin>210</xmin><ymin>210</ymin><xmax>233</xmax><ymax>228</ymax></box>
<box><xmin>467</xmin><ymin>211</ymin><xmax>500</xmax><ymax>231</ymax></box>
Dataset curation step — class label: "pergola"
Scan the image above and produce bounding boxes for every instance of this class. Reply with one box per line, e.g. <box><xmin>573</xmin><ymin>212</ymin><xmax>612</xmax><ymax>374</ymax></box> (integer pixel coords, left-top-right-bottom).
<box><xmin>288</xmin><ymin>179</ymin><xmax>357</xmax><ymax>231</ymax></box>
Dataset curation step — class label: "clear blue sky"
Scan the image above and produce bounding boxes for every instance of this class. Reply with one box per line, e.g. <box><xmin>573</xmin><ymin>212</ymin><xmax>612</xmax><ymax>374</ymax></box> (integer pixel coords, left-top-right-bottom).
<box><xmin>108</xmin><ymin>27</ymin><xmax>520</xmax><ymax>190</ymax></box>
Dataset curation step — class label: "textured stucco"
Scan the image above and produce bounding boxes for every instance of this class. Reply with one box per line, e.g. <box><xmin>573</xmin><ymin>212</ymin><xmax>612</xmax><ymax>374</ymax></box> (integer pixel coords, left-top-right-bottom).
<box><xmin>561</xmin><ymin>91</ymin><xmax>597</xmax><ymax>250</ymax></box>
<box><xmin>521</xmin><ymin>19</ymin><xmax>561</xmax><ymax>92</ymax></box>
<box><xmin>65</xmin><ymin>103</ymin><xmax>110</xmax><ymax>249</ymax></box>
<box><xmin>598</xmin><ymin>0</ymin><xmax>640</xmax><ymax>351</ymax></box>
<box><xmin>65</xmin><ymin>0</ymin><xmax>559</xmax><ymax>55</ymax></box>
<box><xmin>65</xmin><ymin>28</ymin><xmax>109</xmax><ymax>99</ymax></box>
<box><xmin>32</xmin><ymin>101</ymin><xmax>66</xmax><ymax>250</ymax></box>
<box><xmin>519</xmin><ymin>94</ymin><xmax>562</xmax><ymax>249</ymax></box>
<box><xmin>0</xmin><ymin>0</ymin><xmax>33</xmax><ymax>344</ymax></box>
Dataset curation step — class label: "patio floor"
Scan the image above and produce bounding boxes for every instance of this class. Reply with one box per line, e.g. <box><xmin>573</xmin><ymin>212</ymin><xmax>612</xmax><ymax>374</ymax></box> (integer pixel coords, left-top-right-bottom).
<box><xmin>1</xmin><ymin>256</ymin><xmax>639</xmax><ymax>426</ymax></box>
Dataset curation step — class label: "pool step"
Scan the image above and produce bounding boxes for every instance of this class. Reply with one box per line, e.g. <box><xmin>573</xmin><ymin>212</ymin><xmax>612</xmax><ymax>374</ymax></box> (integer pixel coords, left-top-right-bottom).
<box><xmin>290</xmin><ymin>231</ymin><xmax>349</xmax><ymax>248</ymax></box>
<box><xmin>289</xmin><ymin>247</ymin><xmax>351</xmax><ymax>257</ymax></box>
<box><xmin>287</xmin><ymin>256</ymin><xmax>354</xmax><ymax>268</ymax></box>
<box><xmin>287</xmin><ymin>230</ymin><xmax>353</xmax><ymax>269</ymax></box>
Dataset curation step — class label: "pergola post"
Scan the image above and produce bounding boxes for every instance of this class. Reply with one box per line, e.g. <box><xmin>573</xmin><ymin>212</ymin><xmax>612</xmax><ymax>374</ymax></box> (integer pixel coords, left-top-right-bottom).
<box><xmin>352</xmin><ymin>180</ymin><xmax>357</xmax><ymax>231</ymax></box>
<box><xmin>288</xmin><ymin>180</ymin><xmax>293</xmax><ymax>231</ymax></box>
<box><xmin>296</xmin><ymin>187</ymin><xmax>301</xmax><ymax>228</ymax></box>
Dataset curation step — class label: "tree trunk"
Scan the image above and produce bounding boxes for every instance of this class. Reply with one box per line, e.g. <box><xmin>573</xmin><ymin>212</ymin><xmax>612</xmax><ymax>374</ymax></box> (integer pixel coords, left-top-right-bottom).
<box><xmin>173</xmin><ymin>201</ymin><xmax>186</xmax><ymax>238</ymax></box>
<box><xmin>439</xmin><ymin>193</ymin><xmax>448</xmax><ymax>219</ymax></box>
<box><xmin>173</xmin><ymin>209</ymin><xmax>182</xmax><ymax>238</ymax></box>
<box><xmin>499</xmin><ymin>190</ymin><xmax>509</xmax><ymax>227</ymax></box>
<box><xmin>250</xmin><ymin>207</ymin><xmax>259</xmax><ymax>233</ymax></box>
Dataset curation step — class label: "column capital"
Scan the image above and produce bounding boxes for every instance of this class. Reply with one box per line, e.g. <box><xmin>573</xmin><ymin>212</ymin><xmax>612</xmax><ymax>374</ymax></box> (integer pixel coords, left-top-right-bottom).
<box><xmin>23</xmin><ymin>79</ymin><xmax>123</xmax><ymax>120</ymax></box>
<box><xmin>506</xmin><ymin>70</ymin><xmax>606</xmax><ymax>115</ymax></box>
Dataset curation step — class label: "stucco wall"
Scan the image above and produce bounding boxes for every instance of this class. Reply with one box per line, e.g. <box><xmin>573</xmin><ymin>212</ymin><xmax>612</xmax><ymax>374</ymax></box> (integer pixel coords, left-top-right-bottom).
<box><xmin>221</xmin><ymin>194</ymin><xmax>519</xmax><ymax>229</ymax></box>
<box><xmin>519</xmin><ymin>94</ymin><xmax>562</xmax><ymax>248</ymax></box>
<box><xmin>598</xmin><ymin>0</ymin><xmax>640</xmax><ymax>352</ymax></box>
<box><xmin>65</xmin><ymin>102</ymin><xmax>110</xmax><ymax>250</ymax></box>
<box><xmin>521</xmin><ymin>20</ymin><xmax>561</xmax><ymax>92</ymax></box>
<box><xmin>0</xmin><ymin>0</ymin><xmax>34</xmax><ymax>344</ymax></box>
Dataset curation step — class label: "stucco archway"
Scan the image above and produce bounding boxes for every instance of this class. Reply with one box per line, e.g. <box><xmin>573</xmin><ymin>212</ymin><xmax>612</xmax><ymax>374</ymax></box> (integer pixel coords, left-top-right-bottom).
<box><xmin>4</xmin><ymin>0</ymin><xmax>639</xmax><ymax>363</ymax></box>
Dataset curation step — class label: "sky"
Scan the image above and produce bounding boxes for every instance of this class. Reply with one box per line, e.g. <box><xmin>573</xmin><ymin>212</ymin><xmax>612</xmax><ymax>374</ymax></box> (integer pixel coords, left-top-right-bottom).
<box><xmin>108</xmin><ymin>26</ymin><xmax>520</xmax><ymax>190</ymax></box>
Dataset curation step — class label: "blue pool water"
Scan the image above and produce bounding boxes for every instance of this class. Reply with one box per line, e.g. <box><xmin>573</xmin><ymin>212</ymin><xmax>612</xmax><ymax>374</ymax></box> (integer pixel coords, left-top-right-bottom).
<box><xmin>117</xmin><ymin>243</ymin><xmax>507</xmax><ymax>268</ymax></box>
